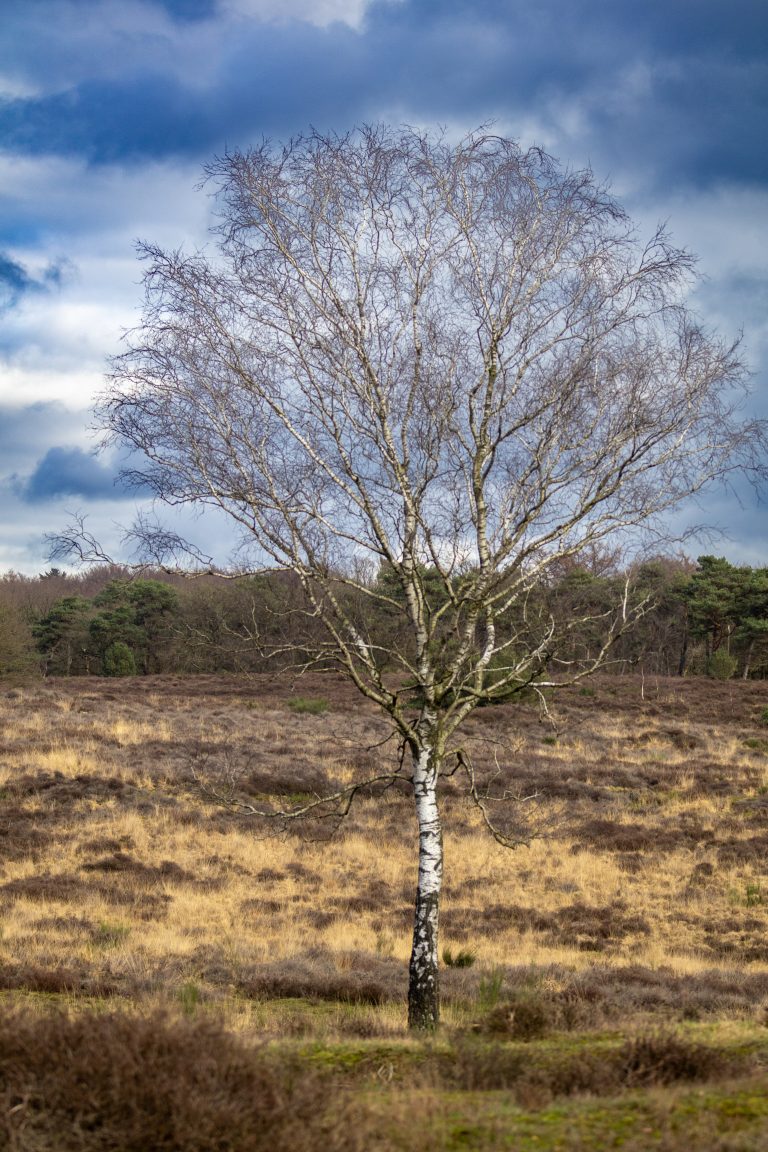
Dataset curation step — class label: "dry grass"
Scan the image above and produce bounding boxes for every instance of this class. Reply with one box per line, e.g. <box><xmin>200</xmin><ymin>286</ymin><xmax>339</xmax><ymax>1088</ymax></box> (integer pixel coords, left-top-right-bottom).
<box><xmin>2</xmin><ymin>673</ymin><xmax>767</xmax><ymax>1009</ymax></box>
<box><xmin>2</xmin><ymin>672</ymin><xmax>768</xmax><ymax>1146</ymax></box>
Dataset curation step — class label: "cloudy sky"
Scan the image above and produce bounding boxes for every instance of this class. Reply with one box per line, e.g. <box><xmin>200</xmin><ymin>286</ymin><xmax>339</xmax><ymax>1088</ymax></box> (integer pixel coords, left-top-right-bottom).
<box><xmin>1</xmin><ymin>0</ymin><xmax>767</xmax><ymax>573</ymax></box>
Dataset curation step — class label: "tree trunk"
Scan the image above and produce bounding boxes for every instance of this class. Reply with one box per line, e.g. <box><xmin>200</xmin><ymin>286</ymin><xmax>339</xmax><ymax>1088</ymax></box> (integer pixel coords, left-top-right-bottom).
<box><xmin>677</xmin><ymin>624</ymin><xmax>688</xmax><ymax>677</ymax></box>
<box><xmin>408</xmin><ymin>744</ymin><xmax>443</xmax><ymax>1031</ymax></box>
<box><xmin>743</xmin><ymin>640</ymin><xmax>754</xmax><ymax>680</ymax></box>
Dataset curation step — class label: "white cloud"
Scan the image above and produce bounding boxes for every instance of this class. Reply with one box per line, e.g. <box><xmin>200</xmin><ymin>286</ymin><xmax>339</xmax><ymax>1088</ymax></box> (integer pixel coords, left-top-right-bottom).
<box><xmin>0</xmin><ymin>154</ymin><xmax>211</xmax><ymax>407</ymax></box>
<box><xmin>0</xmin><ymin>75</ymin><xmax>41</xmax><ymax>99</ymax></box>
<box><xmin>221</xmin><ymin>0</ymin><xmax>373</xmax><ymax>28</ymax></box>
<box><xmin>620</xmin><ymin>184</ymin><xmax>768</xmax><ymax>399</ymax></box>
<box><xmin>0</xmin><ymin>152</ymin><xmax>208</xmax><ymax>244</ymax></box>
<box><xmin>656</xmin><ymin>185</ymin><xmax>768</xmax><ymax>277</ymax></box>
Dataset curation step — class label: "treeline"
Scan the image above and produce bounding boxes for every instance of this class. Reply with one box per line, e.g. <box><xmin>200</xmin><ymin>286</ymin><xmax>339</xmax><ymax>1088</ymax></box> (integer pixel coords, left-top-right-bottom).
<box><xmin>0</xmin><ymin>566</ymin><xmax>302</xmax><ymax>679</ymax></box>
<box><xmin>0</xmin><ymin>554</ymin><xmax>766</xmax><ymax>681</ymax></box>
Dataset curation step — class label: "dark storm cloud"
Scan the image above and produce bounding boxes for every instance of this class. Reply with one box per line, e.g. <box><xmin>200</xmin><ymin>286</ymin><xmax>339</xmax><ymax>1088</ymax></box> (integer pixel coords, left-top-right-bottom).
<box><xmin>0</xmin><ymin>405</ymin><xmax>155</xmax><ymax>570</ymax></box>
<box><xmin>1</xmin><ymin>0</ymin><xmax>765</xmax><ymax>190</ymax></box>
<box><xmin>0</xmin><ymin>77</ymin><xmax>217</xmax><ymax>164</ymax></box>
<box><xmin>585</xmin><ymin>57</ymin><xmax>768</xmax><ymax>189</ymax></box>
<box><xmin>0</xmin><ymin>407</ymin><xmax>141</xmax><ymax>501</ymax></box>
<box><xmin>17</xmin><ymin>447</ymin><xmax>138</xmax><ymax>504</ymax></box>
<box><xmin>0</xmin><ymin>23</ymin><xmax>363</xmax><ymax>162</ymax></box>
<box><xmin>0</xmin><ymin>405</ymin><xmax>95</xmax><ymax>490</ymax></box>
<box><xmin>674</xmin><ymin>477</ymin><xmax>768</xmax><ymax>569</ymax></box>
<box><xmin>3</xmin><ymin>0</ymin><xmax>215</xmax><ymax>21</ymax></box>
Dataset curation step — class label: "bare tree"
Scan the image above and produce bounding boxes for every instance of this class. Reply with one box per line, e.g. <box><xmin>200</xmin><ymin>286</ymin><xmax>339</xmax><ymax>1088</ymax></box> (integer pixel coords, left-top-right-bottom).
<box><xmin>62</xmin><ymin>126</ymin><xmax>764</xmax><ymax>1029</ymax></box>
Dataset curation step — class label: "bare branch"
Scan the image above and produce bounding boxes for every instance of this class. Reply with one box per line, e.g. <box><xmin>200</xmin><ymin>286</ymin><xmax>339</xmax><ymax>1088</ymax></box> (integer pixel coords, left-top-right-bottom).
<box><xmin>189</xmin><ymin>742</ymin><xmax>409</xmax><ymax>841</ymax></box>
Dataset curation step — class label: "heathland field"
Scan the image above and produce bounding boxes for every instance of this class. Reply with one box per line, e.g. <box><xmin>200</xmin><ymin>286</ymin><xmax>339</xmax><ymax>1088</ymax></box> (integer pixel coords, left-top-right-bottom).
<box><xmin>2</xmin><ymin>673</ymin><xmax>768</xmax><ymax>1149</ymax></box>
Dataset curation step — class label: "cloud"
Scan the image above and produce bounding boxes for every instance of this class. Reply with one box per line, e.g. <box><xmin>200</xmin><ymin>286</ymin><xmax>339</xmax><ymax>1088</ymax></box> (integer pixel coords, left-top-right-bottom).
<box><xmin>0</xmin><ymin>156</ymin><xmax>208</xmax><ymax>404</ymax></box>
<box><xmin>671</xmin><ymin>478</ymin><xmax>768</xmax><ymax>569</ymax></box>
<box><xmin>0</xmin><ymin>0</ymin><xmax>764</xmax><ymax>192</ymax></box>
<box><xmin>0</xmin><ymin>0</ymin><xmax>766</xmax><ymax>572</ymax></box>
<box><xmin>0</xmin><ymin>251</ymin><xmax>69</xmax><ymax>310</ymax></box>
<box><xmin>0</xmin><ymin>403</ymin><xmax>92</xmax><ymax>468</ymax></box>
<box><xmin>154</xmin><ymin>0</ymin><xmax>217</xmax><ymax>19</ymax></box>
<box><xmin>0</xmin><ymin>404</ymin><xmax>128</xmax><ymax>505</ymax></box>
<box><xmin>0</xmin><ymin>402</ymin><xmax>151</xmax><ymax>571</ymax></box>
<box><xmin>221</xmin><ymin>0</ymin><xmax>373</xmax><ymax>27</ymax></box>
<box><xmin>17</xmin><ymin>446</ymin><xmax>125</xmax><ymax>502</ymax></box>
<box><xmin>14</xmin><ymin>443</ymin><xmax>157</xmax><ymax>504</ymax></box>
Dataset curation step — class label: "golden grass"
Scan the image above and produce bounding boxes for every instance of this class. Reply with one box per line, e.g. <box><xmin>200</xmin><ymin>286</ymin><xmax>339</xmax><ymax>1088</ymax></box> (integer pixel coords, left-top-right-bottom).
<box><xmin>0</xmin><ymin>672</ymin><xmax>767</xmax><ymax>1039</ymax></box>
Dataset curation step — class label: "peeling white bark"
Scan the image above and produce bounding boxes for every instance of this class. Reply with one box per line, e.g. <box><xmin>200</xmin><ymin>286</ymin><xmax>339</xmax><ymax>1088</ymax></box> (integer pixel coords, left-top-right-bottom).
<box><xmin>408</xmin><ymin>742</ymin><xmax>443</xmax><ymax>1030</ymax></box>
<box><xmin>413</xmin><ymin>746</ymin><xmax>442</xmax><ymax>898</ymax></box>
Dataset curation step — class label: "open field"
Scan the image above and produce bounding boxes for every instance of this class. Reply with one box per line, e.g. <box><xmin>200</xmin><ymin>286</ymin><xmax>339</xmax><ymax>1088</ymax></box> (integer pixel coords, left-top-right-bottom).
<box><xmin>1</xmin><ymin>673</ymin><xmax>768</xmax><ymax>1149</ymax></box>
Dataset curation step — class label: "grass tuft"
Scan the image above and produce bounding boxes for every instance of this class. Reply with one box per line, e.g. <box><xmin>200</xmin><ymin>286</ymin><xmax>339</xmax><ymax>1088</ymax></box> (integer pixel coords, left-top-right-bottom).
<box><xmin>286</xmin><ymin>696</ymin><xmax>329</xmax><ymax>715</ymax></box>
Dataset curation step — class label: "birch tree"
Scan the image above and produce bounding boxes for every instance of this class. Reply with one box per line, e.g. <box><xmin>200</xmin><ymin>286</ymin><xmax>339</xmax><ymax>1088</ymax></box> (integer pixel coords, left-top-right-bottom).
<box><xmin>76</xmin><ymin>126</ymin><xmax>763</xmax><ymax>1029</ymax></box>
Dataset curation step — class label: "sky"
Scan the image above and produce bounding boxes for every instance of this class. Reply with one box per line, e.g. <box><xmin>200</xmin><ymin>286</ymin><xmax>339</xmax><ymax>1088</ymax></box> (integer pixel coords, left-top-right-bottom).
<box><xmin>1</xmin><ymin>0</ymin><xmax>767</xmax><ymax>574</ymax></box>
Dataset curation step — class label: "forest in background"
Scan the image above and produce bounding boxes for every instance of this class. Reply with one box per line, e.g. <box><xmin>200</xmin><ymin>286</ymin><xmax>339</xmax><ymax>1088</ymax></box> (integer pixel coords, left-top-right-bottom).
<box><xmin>0</xmin><ymin>553</ymin><xmax>767</xmax><ymax>682</ymax></box>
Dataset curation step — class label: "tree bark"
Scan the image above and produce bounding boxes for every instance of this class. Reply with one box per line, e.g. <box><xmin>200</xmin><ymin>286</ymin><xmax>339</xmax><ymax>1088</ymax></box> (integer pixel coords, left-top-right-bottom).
<box><xmin>743</xmin><ymin>640</ymin><xmax>753</xmax><ymax>680</ymax></box>
<box><xmin>408</xmin><ymin>744</ymin><xmax>443</xmax><ymax>1030</ymax></box>
<box><xmin>677</xmin><ymin>624</ymin><xmax>688</xmax><ymax>677</ymax></box>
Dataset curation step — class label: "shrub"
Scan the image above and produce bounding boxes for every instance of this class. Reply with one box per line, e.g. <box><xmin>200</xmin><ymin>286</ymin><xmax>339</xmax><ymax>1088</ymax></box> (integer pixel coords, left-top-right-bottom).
<box><xmin>745</xmin><ymin>882</ymin><xmax>763</xmax><ymax>907</ymax></box>
<box><xmin>92</xmin><ymin>921</ymin><xmax>130</xmax><ymax>948</ymax></box>
<box><xmin>0</xmin><ymin>1009</ymin><xmax>331</xmax><ymax>1152</ymax></box>
<box><xmin>102</xmin><ymin>641</ymin><xmax>137</xmax><ymax>677</ymax></box>
<box><xmin>618</xmin><ymin>1031</ymin><xmax>729</xmax><ymax>1087</ymax></box>
<box><xmin>477</xmin><ymin>968</ymin><xmax>505</xmax><ymax>1012</ymax></box>
<box><xmin>707</xmin><ymin>649</ymin><xmax>737</xmax><ymax>680</ymax></box>
<box><xmin>443</xmin><ymin>947</ymin><xmax>476</xmax><ymax>968</ymax></box>
<box><xmin>178</xmin><ymin>981</ymin><xmax>202</xmax><ymax>1017</ymax></box>
<box><xmin>286</xmin><ymin>696</ymin><xmax>329</xmax><ymax>715</ymax></box>
<box><xmin>236</xmin><ymin>953</ymin><xmax>397</xmax><ymax>1004</ymax></box>
<box><xmin>483</xmin><ymin>992</ymin><xmax>553</xmax><ymax>1040</ymax></box>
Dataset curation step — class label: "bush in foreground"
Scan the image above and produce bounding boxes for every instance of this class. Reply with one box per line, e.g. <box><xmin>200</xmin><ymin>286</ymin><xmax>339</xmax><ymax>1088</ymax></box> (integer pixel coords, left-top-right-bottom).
<box><xmin>0</xmin><ymin>1010</ymin><xmax>340</xmax><ymax>1152</ymax></box>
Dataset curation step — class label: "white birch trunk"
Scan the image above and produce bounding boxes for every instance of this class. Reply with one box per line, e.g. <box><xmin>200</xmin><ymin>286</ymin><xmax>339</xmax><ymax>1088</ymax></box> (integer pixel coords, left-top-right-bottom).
<box><xmin>407</xmin><ymin>742</ymin><xmax>443</xmax><ymax>1030</ymax></box>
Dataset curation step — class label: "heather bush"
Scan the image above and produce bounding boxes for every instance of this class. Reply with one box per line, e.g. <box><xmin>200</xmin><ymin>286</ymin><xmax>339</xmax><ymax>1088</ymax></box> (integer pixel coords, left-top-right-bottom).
<box><xmin>0</xmin><ymin>1010</ymin><xmax>339</xmax><ymax>1152</ymax></box>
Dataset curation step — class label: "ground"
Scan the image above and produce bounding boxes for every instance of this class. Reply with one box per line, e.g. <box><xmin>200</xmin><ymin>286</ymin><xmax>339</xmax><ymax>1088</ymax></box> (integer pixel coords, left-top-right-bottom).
<box><xmin>1</xmin><ymin>672</ymin><xmax>767</xmax><ymax>1149</ymax></box>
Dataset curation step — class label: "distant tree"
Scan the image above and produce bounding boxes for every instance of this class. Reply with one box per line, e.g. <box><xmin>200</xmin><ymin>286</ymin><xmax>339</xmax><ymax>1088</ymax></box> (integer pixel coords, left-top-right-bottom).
<box><xmin>732</xmin><ymin>567</ymin><xmax>768</xmax><ymax>679</ymax></box>
<box><xmin>54</xmin><ymin>126</ymin><xmax>765</xmax><ymax>1028</ymax></box>
<box><xmin>33</xmin><ymin>595</ymin><xmax>93</xmax><ymax>675</ymax></box>
<box><xmin>678</xmin><ymin>556</ymin><xmax>768</xmax><ymax>677</ymax></box>
<box><xmin>543</xmin><ymin>566</ymin><xmax>625</xmax><ymax>670</ymax></box>
<box><xmin>174</xmin><ymin>571</ymin><xmax>308</xmax><ymax>672</ymax></box>
<box><xmin>89</xmin><ymin>579</ymin><xmax>180</xmax><ymax>674</ymax></box>
<box><xmin>0</xmin><ymin>601</ymin><xmax>37</xmax><ymax>679</ymax></box>
<box><xmin>706</xmin><ymin>646</ymin><xmax>738</xmax><ymax>680</ymax></box>
<box><xmin>615</xmin><ymin>556</ymin><xmax>693</xmax><ymax>676</ymax></box>
<box><xmin>127</xmin><ymin>580</ymin><xmax>179</xmax><ymax>662</ymax></box>
<box><xmin>680</xmin><ymin>556</ymin><xmax>743</xmax><ymax>661</ymax></box>
<box><xmin>89</xmin><ymin>589</ymin><xmax>143</xmax><ymax>673</ymax></box>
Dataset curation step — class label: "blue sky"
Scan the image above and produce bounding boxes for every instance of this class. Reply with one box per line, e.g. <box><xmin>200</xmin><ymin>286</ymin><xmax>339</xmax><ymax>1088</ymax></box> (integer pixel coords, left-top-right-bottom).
<box><xmin>1</xmin><ymin>0</ymin><xmax>767</xmax><ymax>572</ymax></box>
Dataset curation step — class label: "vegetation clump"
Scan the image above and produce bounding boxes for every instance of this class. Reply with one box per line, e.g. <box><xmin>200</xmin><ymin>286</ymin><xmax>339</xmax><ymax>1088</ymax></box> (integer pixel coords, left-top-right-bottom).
<box><xmin>286</xmin><ymin>696</ymin><xmax>330</xmax><ymax>716</ymax></box>
<box><xmin>0</xmin><ymin>1010</ymin><xmax>332</xmax><ymax>1152</ymax></box>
